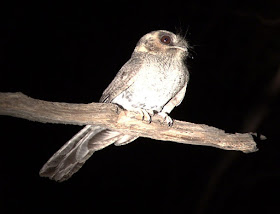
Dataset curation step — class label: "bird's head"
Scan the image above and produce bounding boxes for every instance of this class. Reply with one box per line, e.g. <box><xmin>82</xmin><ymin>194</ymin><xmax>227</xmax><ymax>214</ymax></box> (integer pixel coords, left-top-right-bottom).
<box><xmin>134</xmin><ymin>30</ymin><xmax>188</xmax><ymax>58</ymax></box>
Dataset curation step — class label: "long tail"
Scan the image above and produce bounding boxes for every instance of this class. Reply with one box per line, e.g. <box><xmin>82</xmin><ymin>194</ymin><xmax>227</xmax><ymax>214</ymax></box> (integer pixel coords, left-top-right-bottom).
<box><xmin>39</xmin><ymin>125</ymin><xmax>137</xmax><ymax>182</ymax></box>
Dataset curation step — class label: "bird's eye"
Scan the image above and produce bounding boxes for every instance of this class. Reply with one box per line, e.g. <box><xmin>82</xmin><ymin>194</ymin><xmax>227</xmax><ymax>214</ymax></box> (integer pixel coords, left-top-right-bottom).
<box><xmin>160</xmin><ymin>35</ymin><xmax>171</xmax><ymax>45</ymax></box>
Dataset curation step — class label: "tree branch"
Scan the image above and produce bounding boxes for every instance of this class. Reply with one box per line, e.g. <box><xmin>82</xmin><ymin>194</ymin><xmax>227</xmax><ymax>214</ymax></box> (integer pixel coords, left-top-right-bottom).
<box><xmin>0</xmin><ymin>92</ymin><xmax>258</xmax><ymax>153</ymax></box>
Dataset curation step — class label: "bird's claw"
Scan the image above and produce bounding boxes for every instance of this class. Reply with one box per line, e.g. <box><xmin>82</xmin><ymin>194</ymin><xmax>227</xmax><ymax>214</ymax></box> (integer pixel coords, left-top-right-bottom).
<box><xmin>135</xmin><ymin>109</ymin><xmax>173</xmax><ymax>126</ymax></box>
<box><xmin>157</xmin><ymin>112</ymin><xmax>173</xmax><ymax>126</ymax></box>
<box><xmin>136</xmin><ymin>109</ymin><xmax>154</xmax><ymax>123</ymax></box>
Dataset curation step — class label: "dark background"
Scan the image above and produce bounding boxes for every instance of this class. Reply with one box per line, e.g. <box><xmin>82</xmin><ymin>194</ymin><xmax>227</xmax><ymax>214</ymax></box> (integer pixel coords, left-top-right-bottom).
<box><xmin>1</xmin><ymin>1</ymin><xmax>279</xmax><ymax>213</ymax></box>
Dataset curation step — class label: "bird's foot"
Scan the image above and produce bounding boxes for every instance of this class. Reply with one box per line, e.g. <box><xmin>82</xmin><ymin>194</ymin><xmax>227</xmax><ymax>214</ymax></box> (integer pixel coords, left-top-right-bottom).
<box><xmin>157</xmin><ymin>112</ymin><xmax>173</xmax><ymax>126</ymax></box>
<box><xmin>136</xmin><ymin>109</ymin><xmax>154</xmax><ymax>123</ymax></box>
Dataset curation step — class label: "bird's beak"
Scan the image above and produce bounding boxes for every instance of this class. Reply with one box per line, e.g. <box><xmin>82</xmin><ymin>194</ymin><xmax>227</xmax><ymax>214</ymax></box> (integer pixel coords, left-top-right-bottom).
<box><xmin>173</xmin><ymin>46</ymin><xmax>188</xmax><ymax>52</ymax></box>
<box><xmin>173</xmin><ymin>39</ymin><xmax>189</xmax><ymax>52</ymax></box>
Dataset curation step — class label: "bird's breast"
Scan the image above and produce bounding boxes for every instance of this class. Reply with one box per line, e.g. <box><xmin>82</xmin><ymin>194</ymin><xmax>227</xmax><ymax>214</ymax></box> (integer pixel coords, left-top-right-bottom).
<box><xmin>112</xmin><ymin>61</ymin><xmax>187</xmax><ymax>112</ymax></box>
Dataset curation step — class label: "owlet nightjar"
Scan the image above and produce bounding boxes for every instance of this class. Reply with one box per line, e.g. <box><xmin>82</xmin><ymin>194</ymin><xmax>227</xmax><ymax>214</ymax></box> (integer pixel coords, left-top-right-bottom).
<box><xmin>39</xmin><ymin>30</ymin><xmax>189</xmax><ymax>181</ymax></box>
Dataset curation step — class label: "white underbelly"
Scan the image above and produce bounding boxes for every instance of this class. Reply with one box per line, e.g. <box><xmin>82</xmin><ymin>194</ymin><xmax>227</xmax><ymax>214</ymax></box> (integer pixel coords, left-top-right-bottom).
<box><xmin>112</xmin><ymin>65</ymin><xmax>186</xmax><ymax>112</ymax></box>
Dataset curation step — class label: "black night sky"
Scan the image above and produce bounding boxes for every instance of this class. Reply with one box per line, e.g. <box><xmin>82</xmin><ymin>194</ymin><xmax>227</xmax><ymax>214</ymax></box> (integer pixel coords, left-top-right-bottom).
<box><xmin>1</xmin><ymin>1</ymin><xmax>280</xmax><ymax>213</ymax></box>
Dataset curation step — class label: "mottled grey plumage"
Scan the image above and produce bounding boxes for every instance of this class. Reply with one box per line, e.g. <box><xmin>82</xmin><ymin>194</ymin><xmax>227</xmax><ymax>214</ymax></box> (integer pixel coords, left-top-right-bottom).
<box><xmin>39</xmin><ymin>30</ymin><xmax>189</xmax><ymax>181</ymax></box>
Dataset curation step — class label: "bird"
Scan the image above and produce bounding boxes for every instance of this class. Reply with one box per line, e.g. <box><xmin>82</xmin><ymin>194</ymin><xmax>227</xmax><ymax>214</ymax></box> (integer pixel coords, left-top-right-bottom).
<box><xmin>39</xmin><ymin>30</ymin><xmax>190</xmax><ymax>182</ymax></box>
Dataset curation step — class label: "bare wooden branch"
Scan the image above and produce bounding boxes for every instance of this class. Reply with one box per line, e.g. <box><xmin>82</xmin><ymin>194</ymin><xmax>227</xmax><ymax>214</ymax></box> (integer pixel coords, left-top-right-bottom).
<box><xmin>0</xmin><ymin>92</ymin><xmax>258</xmax><ymax>153</ymax></box>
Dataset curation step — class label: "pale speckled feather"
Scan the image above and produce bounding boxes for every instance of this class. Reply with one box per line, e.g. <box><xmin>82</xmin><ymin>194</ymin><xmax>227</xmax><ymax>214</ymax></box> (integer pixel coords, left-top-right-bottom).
<box><xmin>39</xmin><ymin>125</ymin><xmax>136</xmax><ymax>182</ymax></box>
<box><xmin>99</xmin><ymin>57</ymin><xmax>145</xmax><ymax>103</ymax></box>
<box><xmin>39</xmin><ymin>30</ymin><xmax>189</xmax><ymax>182</ymax></box>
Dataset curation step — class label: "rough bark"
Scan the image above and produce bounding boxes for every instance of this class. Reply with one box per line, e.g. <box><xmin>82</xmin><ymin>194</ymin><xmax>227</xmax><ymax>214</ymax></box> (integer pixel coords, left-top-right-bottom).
<box><xmin>0</xmin><ymin>92</ymin><xmax>258</xmax><ymax>153</ymax></box>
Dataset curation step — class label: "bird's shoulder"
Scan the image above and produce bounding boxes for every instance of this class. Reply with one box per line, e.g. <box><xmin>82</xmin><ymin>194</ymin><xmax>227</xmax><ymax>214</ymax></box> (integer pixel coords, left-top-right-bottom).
<box><xmin>99</xmin><ymin>53</ymin><xmax>147</xmax><ymax>103</ymax></box>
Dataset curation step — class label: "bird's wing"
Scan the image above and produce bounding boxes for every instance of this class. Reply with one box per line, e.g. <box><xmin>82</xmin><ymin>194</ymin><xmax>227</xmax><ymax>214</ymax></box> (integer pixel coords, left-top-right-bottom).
<box><xmin>40</xmin><ymin>56</ymin><xmax>145</xmax><ymax>182</ymax></box>
<box><xmin>99</xmin><ymin>56</ymin><xmax>144</xmax><ymax>103</ymax></box>
<box><xmin>161</xmin><ymin>75</ymin><xmax>189</xmax><ymax>114</ymax></box>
